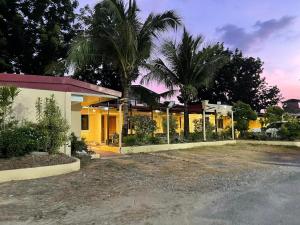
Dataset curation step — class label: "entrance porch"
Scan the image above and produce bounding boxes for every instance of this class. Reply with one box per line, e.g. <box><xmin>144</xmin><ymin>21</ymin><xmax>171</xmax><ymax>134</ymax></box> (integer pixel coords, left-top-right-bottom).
<box><xmin>80</xmin><ymin>103</ymin><xmax>122</xmax><ymax>154</ymax></box>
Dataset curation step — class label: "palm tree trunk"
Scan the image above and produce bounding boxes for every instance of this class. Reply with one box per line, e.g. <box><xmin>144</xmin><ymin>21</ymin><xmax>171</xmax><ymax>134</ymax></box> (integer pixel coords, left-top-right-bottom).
<box><xmin>122</xmin><ymin>83</ymin><xmax>130</xmax><ymax>136</ymax></box>
<box><xmin>184</xmin><ymin>101</ymin><xmax>189</xmax><ymax>139</ymax></box>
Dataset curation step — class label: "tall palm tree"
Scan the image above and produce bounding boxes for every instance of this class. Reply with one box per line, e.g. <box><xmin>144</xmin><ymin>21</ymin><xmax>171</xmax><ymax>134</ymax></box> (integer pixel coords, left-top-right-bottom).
<box><xmin>143</xmin><ymin>29</ymin><xmax>228</xmax><ymax>138</ymax></box>
<box><xmin>67</xmin><ymin>0</ymin><xmax>180</xmax><ymax>135</ymax></box>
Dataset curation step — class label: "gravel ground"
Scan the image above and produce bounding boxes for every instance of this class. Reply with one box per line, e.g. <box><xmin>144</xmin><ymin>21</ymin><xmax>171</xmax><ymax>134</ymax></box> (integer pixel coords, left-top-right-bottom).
<box><xmin>0</xmin><ymin>144</ymin><xmax>300</xmax><ymax>225</ymax></box>
<box><xmin>0</xmin><ymin>154</ymin><xmax>75</xmax><ymax>170</ymax></box>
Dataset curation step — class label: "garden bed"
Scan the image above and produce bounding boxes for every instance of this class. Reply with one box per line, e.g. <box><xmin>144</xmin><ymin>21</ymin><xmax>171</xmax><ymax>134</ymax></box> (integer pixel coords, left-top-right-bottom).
<box><xmin>0</xmin><ymin>154</ymin><xmax>76</xmax><ymax>171</ymax></box>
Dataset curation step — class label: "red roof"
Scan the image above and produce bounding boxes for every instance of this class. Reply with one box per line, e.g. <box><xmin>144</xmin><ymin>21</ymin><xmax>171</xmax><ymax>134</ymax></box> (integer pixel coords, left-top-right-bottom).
<box><xmin>0</xmin><ymin>73</ymin><xmax>122</xmax><ymax>98</ymax></box>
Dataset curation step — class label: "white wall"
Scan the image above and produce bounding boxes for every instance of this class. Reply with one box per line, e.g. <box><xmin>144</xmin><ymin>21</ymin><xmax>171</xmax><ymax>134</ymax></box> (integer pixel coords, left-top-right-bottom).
<box><xmin>10</xmin><ymin>87</ymin><xmax>72</xmax><ymax>155</ymax></box>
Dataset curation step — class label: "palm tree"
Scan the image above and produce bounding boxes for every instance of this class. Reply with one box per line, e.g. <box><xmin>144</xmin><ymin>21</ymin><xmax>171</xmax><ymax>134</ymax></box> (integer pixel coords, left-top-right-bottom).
<box><xmin>67</xmin><ymin>0</ymin><xmax>180</xmax><ymax>135</ymax></box>
<box><xmin>143</xmin><ymin>29</ymin><xmax>228</xmax><ymax>138</ymax></box>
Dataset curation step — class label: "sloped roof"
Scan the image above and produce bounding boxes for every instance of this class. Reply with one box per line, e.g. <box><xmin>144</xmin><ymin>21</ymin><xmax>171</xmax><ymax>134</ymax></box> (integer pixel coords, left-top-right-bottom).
<box><xmin>0</xmin><ymin>73</ymin><xmax>122</xmax><ymax>98</ymax></box>
<box><xmin>283</xmin><ymin>99</ymin><xmax>300</xmax><ymax>103</ymax></box>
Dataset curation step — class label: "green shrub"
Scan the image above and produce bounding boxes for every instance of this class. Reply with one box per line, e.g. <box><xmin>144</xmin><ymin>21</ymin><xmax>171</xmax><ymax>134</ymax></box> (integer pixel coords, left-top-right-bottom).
<box><xmin>162</xmin><ymin>116</ymin><xmax>178</xmax><ymax>136</ymax></box>
<box><xmin>123</xmin><ymin>136</ymin><xmax>138</xmax><ymax>146</ymax></box>
<box><xmin>265</xmin><ymin>106</ymin><xmax>284</xmax><ymax>125</ymax></box>
<box><xmin>0</xmin><ymin>86</ymin><xmax>20</xmax><ymax>130</ymax></box>
<box><xmin>129</xmin><ymin>115</ymin><xmax>156</xmax><ymax>142</ymax></box>
<box><xmin>70</xmin><ymin>132</ymin><xmax>88</xmax><ymax>155</ymax></box>
<box><xmin>0</xmin><ymin>123</ymin><xmax>47</xmax><ymax>158</ymax></box>
<box><xmin>188</xmin><ymin>132</ymin><xmax>202</xmax><ymax>142</ymax></box>
<box><xmin>219</xmin><ymin>127</ymin><xmax>233</xmax><ymax>140</ymax></box>
<box><xmin>193</xmin><ymin>119</ymin><xmax>215</xmax><ymax>140</ymax></box>
<box><xmin>278</xmin><ymin>120</ymin><xmax>300</xmax><ymax>140</ymax></box>
<box><xmin>0</xmin><ymin>128</ymin><xmax>27</xmax><ymax>158</ymax></box>
<box><xmin>147</xmin><ymin>136</ymin><xmax>161</xmax><ymax>145</ymax></box>
<box><xmin>35</xmin><ymin>95</ymin><xmax>69</xmax><ymax>154</ymax></box>
<box><xmin>233</xmin><ymin>101</ymin><xmax>257</xmax><ymax>134</ymax></box>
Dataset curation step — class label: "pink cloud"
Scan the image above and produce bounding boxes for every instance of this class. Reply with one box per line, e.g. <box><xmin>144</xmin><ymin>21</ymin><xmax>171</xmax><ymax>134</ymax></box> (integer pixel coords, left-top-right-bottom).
<box><xmin>263</xmin><ymin>68</ymin><xmax>300</xmax><ymax>100</ymax></box>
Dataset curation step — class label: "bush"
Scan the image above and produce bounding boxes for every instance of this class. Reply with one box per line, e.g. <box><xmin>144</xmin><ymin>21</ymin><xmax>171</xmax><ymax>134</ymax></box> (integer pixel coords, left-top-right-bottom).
<box><xmin>193</xmin><ymin>119</ymin><xmax>215</xmax><ymax>140</ymax></box>
<box><xmin>219</xmin><ymin>127</ymin><xmax>233</xmax><ymax>140</ymax></box>
<box><xmin>70</xmin><ymin>133</ymin><xmax>88</xmax><ymax>156</ymax></box>
<box><xmin>188</xmin><ymin>132</ymin><xmax>202</xmax><ymax>142</ymax></box>
<box><xmin>147</xmin><ymin>136</ymin><xmax>161</xmax><ymax>145</ymax></box>
<box><xmin>129</xmin><ymin>115</ymin><xmax>156</xmax><ymax>142</ymax></box>
<box><xmin>162</xmin><ymin>116</ymin><xmax>178</xmax><ymax>136</ymax></box>
<box><xmin>0</xmin><ymin>86</ymin><xmax>20</xmax><ymax>130</ymax></box>
<box><xmin>0</xmin><ymin>123</ymin><xmax>47</xmax><ymax>158</ymax></box>
<box><xmin>278</xmin><ymin>120</ymin><xmax>300</xmax><ymax>141</ymax></box>
<box><xmin>123</xmin><ymin>136</ymin><xmax>138</xmax><ymax>146</ymax></box>
<box><xmin>233</xmin><ymin>101</ymin><xmax>257</xmax><ymax>134</ymax></box>
<box><xmin>36</xmin><ymin>95</ymin><xmax>69</xmax><ymax>154</ymax></box>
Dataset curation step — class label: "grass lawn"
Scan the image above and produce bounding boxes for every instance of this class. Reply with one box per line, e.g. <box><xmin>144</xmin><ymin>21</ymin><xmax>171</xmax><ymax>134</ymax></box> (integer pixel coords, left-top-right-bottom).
<box><xmin>1</xmin><ymin>144</ymin><xmax>300</xmax><ymax>225</ymax></box>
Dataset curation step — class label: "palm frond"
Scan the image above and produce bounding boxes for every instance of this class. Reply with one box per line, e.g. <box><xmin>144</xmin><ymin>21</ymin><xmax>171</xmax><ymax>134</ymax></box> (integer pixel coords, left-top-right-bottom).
<box><xmin>142</xmin><ymin>58</ymin><xmax>179</xmax><ymax>90</ymax></box>
<box><xmin>145</xmin><ymin>28</ymin><xmax>229</xmax><ymax>103</ymax></box>
<box><xmin>67</xmin><ymin>35</ymin><xmax>99</xmax><ymax>69</ymax></box>
<box><xmin>144</xmin><ymin>10</ymin><xmax>181</xmax><ymax>38</ymax></box>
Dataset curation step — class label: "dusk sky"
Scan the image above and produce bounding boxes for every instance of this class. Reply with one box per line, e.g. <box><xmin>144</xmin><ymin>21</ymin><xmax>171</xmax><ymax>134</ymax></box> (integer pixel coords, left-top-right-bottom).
<box><xmin>79</xmin><ymin>0</ymin><xmax>300</xmax><ymax>101</ymax></box>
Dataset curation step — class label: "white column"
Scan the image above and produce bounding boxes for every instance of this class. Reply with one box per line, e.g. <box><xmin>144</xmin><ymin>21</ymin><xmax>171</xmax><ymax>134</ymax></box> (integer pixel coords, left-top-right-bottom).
<box><xmin>203</xmin><ymin>109</ymin><xmax>206</xmax><ymax>141</ymax></box>
<box><xmin>231</xmin><ymin>110</ymin><xmax>235</xmax><ymax>140</ymax></box>
<box><xmin>167</xmin><ymin>108</ymin><xmax>170</xmax><ymax>144</ymax></box>
<box><xmin>119</xmin><ymin>104</ymin><xmax>123</xmax><ymax>151</ymax></box>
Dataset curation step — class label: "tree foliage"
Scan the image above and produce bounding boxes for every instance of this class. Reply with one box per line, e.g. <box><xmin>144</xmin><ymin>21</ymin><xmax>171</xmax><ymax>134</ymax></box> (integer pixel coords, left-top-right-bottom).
<box><xmin>278</xmin><ymin>119</ymin><xmax>300</xmax><ymax>141</ymax></box>
<box><xmin>129</xmin><ymin>115</ymin><xmax>157</xmax><ymax>142</ymax></box>
<box><xmin>197</xmin><ymin>48</ymin><xmax>282</xmax><ymax>111</ymax></box>
<box><xmin>68</xmin><ymin>0</ymin><xmax>180</xmax><ymax>136</ymax></box>
<box><xmin>35</xmin><ymin>95</ymin><xmax>69</xmax><ymax>154</ymax></box>
<box><xmin>0</xmin><ymin>86</ymin><xmax>19</xmax><ymax>130</ymax></box>
<box><xmin>162</xmin><ymin>116</ymin><xmax>178</xmax><ymax>136</ymax></box>
<box><xmin>72</xmin><ymin>63</ymin><xmax>123</xmax><ymax>92</ymax></box>
<box><xmin>143</xmin><ymin>29</ymin><xmax>228</xmax><ymax>138</ymax></box>
<box><xmin>0</xmin><ymin>0</ymin><xmax>79</xmax><ymax>74</ymax></box>
<box><xmin>233</xmin><ymin>101</ymin><xmax>257</xmax><ymax>133</ymax></box>
<box><xmin>264</xmin><ymin>106</ymin><xmax>284</xmax><ymax>125</ymax></box>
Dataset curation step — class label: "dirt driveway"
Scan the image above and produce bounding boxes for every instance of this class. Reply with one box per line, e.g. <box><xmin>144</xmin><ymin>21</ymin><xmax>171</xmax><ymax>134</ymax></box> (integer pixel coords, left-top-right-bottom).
<box><xmin>1</xmin><ymin>144</ymin><xmax>300</xmax><ymax>225</ymax></box>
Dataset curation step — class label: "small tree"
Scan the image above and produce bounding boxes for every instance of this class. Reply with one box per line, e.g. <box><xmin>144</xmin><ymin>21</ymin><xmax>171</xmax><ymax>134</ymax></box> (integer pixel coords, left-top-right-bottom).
<box><xmin>130</xmin><ymin>115</ymin><xmax>157</xmax><ymax>142</ymax></box>
<box><xmin>278</xmin><ymin>118</ymin><xmax>300</xmax><ymax>141</ymax></box>
<box><xmin>0</xmin><ymin>86</ymin><xmax>19</xmax><ymax>130</ymax></box>
<box><xmin>193</xmin><ymin>119</ymin><xmax>215</xmax><ymax>140</ymax></box>
<box><xmin>233</xmin><ymin>101</ymin><xmax>257</xmax><ymax>135</ymax></box>
<box><xmin>35</xmin><ymin>95</ymin><xmax>69</xmax><ymax>154</ymax></box>
<box><xmin>265</xmin><ymin>106</ymin><xmax>284</xmax><ymax>125</ymax></box>
<box><xmin>162</xmin><ymin>116</ymin><xmax>178</xmax><ymax>137</ymax></box>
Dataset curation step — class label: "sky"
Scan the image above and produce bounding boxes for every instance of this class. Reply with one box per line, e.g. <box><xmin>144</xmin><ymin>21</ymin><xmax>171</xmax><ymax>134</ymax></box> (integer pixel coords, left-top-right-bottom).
<box><xmin>78</xmin><ymin>0</ymin><xmax>300</xmax><ymax>101</ymax></box>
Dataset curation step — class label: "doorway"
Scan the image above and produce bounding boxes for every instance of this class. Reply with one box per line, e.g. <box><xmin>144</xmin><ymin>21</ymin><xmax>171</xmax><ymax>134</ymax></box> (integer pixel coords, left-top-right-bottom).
<box><xmin>101</xmin><ymin>115</ymin><xmax>117</xmax><ymax>144</ymax></box>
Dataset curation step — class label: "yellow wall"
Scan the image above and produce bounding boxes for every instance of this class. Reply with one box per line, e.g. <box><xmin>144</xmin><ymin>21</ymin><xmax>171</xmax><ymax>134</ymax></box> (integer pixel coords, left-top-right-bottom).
<box><xmin>79</xmin><ymin>108</ymin><xmax>264</xmax><ymax>144</ymax></box>
<box><xmin>249</xmin><ymin>118</ymin><xmax>263</xmax><ymax>129</ymax></box>
<box><xmin>80</xmin><ymin>108</ymin><xmax>122</xmax><ymax>144</ymax></box>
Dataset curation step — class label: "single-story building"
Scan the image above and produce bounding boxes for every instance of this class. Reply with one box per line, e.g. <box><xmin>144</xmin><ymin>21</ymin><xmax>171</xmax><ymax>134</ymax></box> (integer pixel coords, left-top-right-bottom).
<box><xmin>0</xmin><ymin>73</ymin><xmax>263</xmax><ymax>155</ymax></box>
<box><xmin>0</xmin><ymin>73</ymin><xmax>122</xmax><ymax>155</ymax></box>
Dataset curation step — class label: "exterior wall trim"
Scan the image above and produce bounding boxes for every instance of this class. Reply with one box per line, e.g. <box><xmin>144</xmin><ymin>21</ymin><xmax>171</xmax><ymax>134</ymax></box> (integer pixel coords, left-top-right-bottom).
<box><xmin>121</xmin><ymin>140</ymin><xmax>237</xmax><ymax>154</ymax></box>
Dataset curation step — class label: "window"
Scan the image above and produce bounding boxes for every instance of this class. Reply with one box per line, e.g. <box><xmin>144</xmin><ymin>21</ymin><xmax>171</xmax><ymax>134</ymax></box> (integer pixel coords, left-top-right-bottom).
<box><xmin>81</xmin><ymin>115</ymin><xmax>89</xmax><ymax>130</ymax></box>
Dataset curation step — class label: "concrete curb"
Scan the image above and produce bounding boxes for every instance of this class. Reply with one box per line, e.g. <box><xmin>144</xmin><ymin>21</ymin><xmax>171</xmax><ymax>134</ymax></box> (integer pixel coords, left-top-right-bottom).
<box><xmin>0</xmin><ymin>157</ymin><xmax>80</xmax><ymax>183</ymax></box>
<box><xmin>121</xmin><ymin>140</ymin><xmax>237</xmax><ymax>154</ymax></box>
